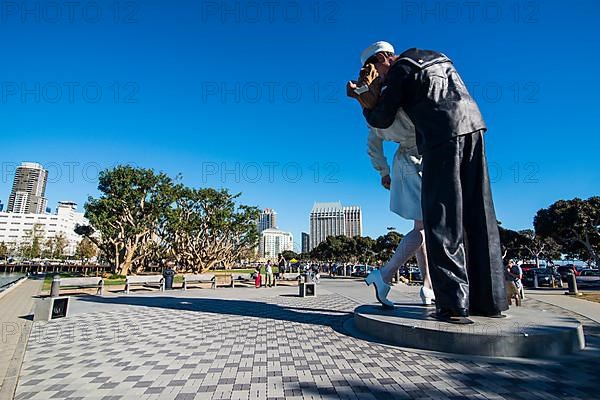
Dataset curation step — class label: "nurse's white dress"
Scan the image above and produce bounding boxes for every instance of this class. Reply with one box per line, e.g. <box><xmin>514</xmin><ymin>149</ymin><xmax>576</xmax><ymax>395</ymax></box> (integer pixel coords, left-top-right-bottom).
<box><xmin>367</xmin><ymin>109</ymin><xmax>422</xmax><ymax>221</ymax></box>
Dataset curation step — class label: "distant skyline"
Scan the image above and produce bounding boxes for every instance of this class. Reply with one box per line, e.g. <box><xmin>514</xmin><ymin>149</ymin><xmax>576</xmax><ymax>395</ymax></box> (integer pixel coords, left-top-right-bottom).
<box><xmin>2</xmin><ymin>0</ymin><xmax>599</xmax><ymax>246</ymax></box>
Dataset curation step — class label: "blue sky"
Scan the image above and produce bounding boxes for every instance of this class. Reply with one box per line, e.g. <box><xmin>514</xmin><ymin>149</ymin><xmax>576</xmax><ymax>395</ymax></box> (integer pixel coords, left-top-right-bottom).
<box><xmin>1</xmin><ymin>0</ymin><xmax>598</xmax><ymax>251</ymax></box>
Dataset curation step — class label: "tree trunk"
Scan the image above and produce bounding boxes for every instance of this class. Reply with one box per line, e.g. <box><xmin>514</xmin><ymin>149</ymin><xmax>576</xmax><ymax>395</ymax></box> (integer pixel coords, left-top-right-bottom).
<box><xmin>119</xmin><ymin>247</ymin><xmax>136</xmax><ymax>276</ymax></box>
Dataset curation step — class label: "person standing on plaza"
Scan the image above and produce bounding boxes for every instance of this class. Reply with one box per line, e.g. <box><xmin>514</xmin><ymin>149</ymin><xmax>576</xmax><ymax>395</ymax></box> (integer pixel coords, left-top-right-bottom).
<box><xmin>507</xmin><ymin>259</ymin><xmax>524</xmax><ymax>299</ymax></box>
<box><xmin>265</xmin><ymin>260</ymin><xmax>274</xmax><ymax>287</ymax></box>
<box><xmin>254</xmin><ymin>265</ymin><xmax>262</xmax><ymax>288</ymax></box>
<box><xmin>277</xmin><ymin>254</ymin><xmax>287</xmax><ymax>276</ymax></box>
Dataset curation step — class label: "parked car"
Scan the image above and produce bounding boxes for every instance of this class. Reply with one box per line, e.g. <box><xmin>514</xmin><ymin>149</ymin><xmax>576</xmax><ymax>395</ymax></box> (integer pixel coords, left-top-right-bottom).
<box><xmin>522</xmin><ymin>268</ymin><xmax>562</xmax><ymax>287</ymax></box>
<box><xmin>398</xmin><ymin>266</ymin><xmax>422</xmax><ymax>282</ymax></box>
<box><xmin>351</xmin><ymin>265</ymin><xmax>374</xmax><ymax>278</ymax></box>
<box><xmin>576</xmin><ymin>269</ymin><xmax>600</xmax><ymax>288</ymax></box>
<box><xmin>519</xmin><ymin>263</ymin><xmax>538</xmax><ymax>273</ymax></box>
<box><xmin>557</xmin><ymin>265</ymin><xmax>579</xmax><ymax>280</ymax></box>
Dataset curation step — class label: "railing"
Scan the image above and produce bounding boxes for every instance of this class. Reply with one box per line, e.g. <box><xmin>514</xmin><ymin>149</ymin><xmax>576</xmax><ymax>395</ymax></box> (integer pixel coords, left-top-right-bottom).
<box><xmin>0</xmin><ymin>275</ymin><xmax>26</xmax><ymax>292</ymax></box>
<box><xmin>0</xmin><ymin>263</ymin><xmax>113</xmax><ymax>275</ymax></box>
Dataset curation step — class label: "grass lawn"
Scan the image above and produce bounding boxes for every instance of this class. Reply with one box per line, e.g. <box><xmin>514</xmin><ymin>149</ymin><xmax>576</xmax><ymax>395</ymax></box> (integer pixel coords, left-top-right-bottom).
<box><xmin>580</xmin><ymin>292</ymin><xmax>600</xmax><ymax>304</ymax></box>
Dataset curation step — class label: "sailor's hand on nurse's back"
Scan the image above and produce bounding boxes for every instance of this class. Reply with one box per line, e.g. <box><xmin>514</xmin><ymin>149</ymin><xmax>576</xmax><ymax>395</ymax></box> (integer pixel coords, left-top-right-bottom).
<box><xmin>381</xmin><ymin>175</ymin><xmax>391</xmax><ymax>190</ymax></box>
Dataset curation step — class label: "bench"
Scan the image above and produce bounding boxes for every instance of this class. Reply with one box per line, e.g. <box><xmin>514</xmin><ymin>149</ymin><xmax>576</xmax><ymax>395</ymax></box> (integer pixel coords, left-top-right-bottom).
<box><xmin>275</xmin><ymin>273</ymin><xmax>301</xmax><ymax>286</ymax></box>
<box><xmin>125</xmin><ymin>275</ymin><xmax>164</xmax><ymax>294</ymax></box>
<box><xmin>230</xmin><ymin>273</ymin><xmax>254</xmax><ymax>288</ymax></box>
<box><xmin>59</xmin><ymin>277</ymin><xmax>104</xmax><ymax>295</ymax></box>
<box><xmin>183</xmin><ymin>274</ymin><xmax>216</xmax><ymax>290</ymax></box>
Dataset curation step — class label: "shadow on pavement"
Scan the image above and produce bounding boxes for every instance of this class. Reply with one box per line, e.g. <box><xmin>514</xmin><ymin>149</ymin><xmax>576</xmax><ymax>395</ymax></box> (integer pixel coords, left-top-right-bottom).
<box><xmin>77</xmin><ymin>295</ymin><xmax>354</xmax><ymax>336</ymax></box>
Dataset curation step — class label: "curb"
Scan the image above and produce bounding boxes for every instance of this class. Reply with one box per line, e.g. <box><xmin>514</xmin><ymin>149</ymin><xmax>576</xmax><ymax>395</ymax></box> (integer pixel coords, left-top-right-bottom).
<box><xmin>0</xmin><ymin>277</ymin><xmax>28</xmax><ymax>301</ymax></box>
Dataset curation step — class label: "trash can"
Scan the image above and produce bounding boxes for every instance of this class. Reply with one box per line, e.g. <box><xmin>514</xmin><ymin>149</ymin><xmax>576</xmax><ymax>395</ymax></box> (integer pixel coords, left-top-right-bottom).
<box><xmin>163</xmin><ymin>267</ymin><xmax>176</xmax><ymax>290</ymax></box>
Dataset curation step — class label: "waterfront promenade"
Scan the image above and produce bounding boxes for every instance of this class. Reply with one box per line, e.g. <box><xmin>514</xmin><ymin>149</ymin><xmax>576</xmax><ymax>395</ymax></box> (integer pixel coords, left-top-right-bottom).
<box><xmin>2</xmin><ymin>279</ymin><xmax>600</xmax><ymax>399</ymax></box>
<box><xmin>0</xmin><ymin>278</ymin><xmax>42</xmax><ymax>399</ymax></box>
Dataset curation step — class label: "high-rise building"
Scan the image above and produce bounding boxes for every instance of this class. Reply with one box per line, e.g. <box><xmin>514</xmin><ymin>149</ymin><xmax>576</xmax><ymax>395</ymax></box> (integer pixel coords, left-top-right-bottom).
<box><xmin>259</xmin><ymin>228</ymin><xmax>293</xmax><ymax>260</ymax></box>
<box><xmin>309</xmin><ymin>202</ymin><xmax>346</xmax><ymax>251</ymax></box>
<box><xmin>7</xmin><ymin>162</ymin><xmax>48</xmax><ymax>214</ymax></box>
<box><xmin>0</xmin><ymin>201</ymin><xmax>90</xmax><ymax>256</ymax></box>
<box><xmin>301</xmin><ymin>232</ymin><xmax>310</xmax><ymax>254</ymax></box>
<box><xmin>257</xmin><ymin>208</ymin><xmax>277</xmax><ymax>233</ymax></box>
<box><xmin>344</xmin><ymin>206</ymin><xmax>363</xmax><ymax>237</ymax></box>
<box><xmin>309</xmin><ymin>202</ymin><xmax>363</xmax><ymax>251</ymax></box>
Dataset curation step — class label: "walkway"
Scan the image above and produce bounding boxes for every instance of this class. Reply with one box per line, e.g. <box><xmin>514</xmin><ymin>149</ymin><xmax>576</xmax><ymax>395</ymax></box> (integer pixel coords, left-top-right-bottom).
<box><xmin>0</xmin><ymin>278</ymin><xmax>42</xmax><ymax>399</ymax></box>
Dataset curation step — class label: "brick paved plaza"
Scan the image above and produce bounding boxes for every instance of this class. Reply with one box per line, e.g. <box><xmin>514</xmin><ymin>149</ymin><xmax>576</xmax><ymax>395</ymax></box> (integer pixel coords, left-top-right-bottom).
<box><xmin>7</xmin><ymin>280</ymin><xmax>600</xmax><ymax>400</ymax></box>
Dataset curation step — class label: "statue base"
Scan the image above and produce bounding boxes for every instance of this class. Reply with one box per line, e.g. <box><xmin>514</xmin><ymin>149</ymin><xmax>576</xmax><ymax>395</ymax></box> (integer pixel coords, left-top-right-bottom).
<box><xmin>353</xmin><ymin>303</ymin><xmax>585</xmax><ymax>358</ymax></box>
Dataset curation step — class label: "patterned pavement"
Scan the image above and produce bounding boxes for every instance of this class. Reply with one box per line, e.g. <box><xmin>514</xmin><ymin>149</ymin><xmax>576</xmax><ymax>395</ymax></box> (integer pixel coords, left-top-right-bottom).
<box><xmin>13</xmin><ymin>282</ymin><xmax>600</xmax><ymax>400</ymax></box>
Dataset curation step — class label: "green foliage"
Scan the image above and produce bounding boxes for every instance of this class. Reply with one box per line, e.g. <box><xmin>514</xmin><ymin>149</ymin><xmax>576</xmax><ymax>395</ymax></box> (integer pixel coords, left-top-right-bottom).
<box><xmin>280</xmin><ymin>250</ymin><xmax>300</xmax><ymax>261</ymax></box>
<box><xmin>0</xmin><ymin>242</ymin><xmax>8</xmax><ymax>259</ymax></box>
<box><xmin>373</xmin><ymin>231</ymin><xmax>403</xmax><ymax>263</ymax></box>
<box><xmin>534</xmin><ymin>197</ymin><xmax>600</xmax><ymax>264</ymax></box>
<box><xmin>75</xmin><ymin>237</ymin><xmax>98</xmax><ymax>261</ymax></box>
<box><xmin>77</xmin><ymin>165</ymin><xmax>260</xmax><ymax>275</ymax></box>
<box><xmin>498</xmin><ymin>224</ymin><xmax>528</xmax><ymax>261</ymax></box>
<box><xmin>79</xmin><ymin>165</ymin><xmax>178</xmax><ymax>275</ymax></box>
<box><xmin>309</xmin><ymin>233</ymin><xmax>398</xmax><ymax>265</ymax></box>
<box><xmin>20</xmin><ymin>223</ymin><xmax>45</xmax><ymax>259</ymax></box>
<box><xmin>162</xmin><ymin>186</ymin><xmax>260</xmax><ymax>273</ymax></box>
<box><xmin>42</xmin><ymin>234</ymin><xmax>68</xmax><ymax>259</ymax></box>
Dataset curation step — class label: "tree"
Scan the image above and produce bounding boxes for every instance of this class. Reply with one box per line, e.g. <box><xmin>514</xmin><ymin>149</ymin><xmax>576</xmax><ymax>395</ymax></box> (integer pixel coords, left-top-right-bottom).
<box><xmin>534</xmin><ymin>197</ymin><xmax>600</xmax><ymax>265</ymax></box>
<box><xmin>498</xmin><ymin>225</ymin><xmax>528</xmax><ymax>261</ymax></box>
<box><xmin>0</xmin><ymin>242</ymin><xmax>8</xmax><ymax>260</ymax></box>
<box><xmin>161</xmin><ymin>187</ymin><xmax>260</xmax><ymax>273</ymax></box>
<box><xmin>373</xmin><ymin>231</ymin><xmax>403</xmax><ymax>264</ymax></box>
<box><xmin>310</xmin><ymin>236</ymin><xmax>346</xmax><ymax>262</ymax></box>
<box><xmin>309</xmin><ymin>235</ymin><xmax>378</xmax><ymax>264</ymax></box>
<box><xmin>280</xmin><ymin>250</ymin><xmax>300</xmax><ymax>261</ymax></box>
<box><xmin>21</xmin><ymin>223</ymin><xmax>45</xmax><ymax>259</ymax></box>
<box><xmin>353</xmin><ymin>236</ymin><xmax>376</xmax><ymax>264</ymax></box>
<box><xmin>519</xmin><ymin>229</ymin><xmax>562</xmax><ymax>267</ymax></box>
<box><xmin>75</xmin><ymin>237</ymin><xmax>98</xmax><ymax>262</ymax></box>
<box><xmin>78</xmin><ymin>165</ymin><xmax>178</xmax><ymax>275</ymax></box>
<box><xmin>43</xmin><ymin>234</ymin><xmax>68</xmax><ymax>259</ymax></box>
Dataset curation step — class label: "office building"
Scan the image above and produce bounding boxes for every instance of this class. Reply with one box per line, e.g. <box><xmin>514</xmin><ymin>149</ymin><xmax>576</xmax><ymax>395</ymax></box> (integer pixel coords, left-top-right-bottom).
<box><xmin>309</xmin><ymin>202</ymin><xmax>346</xmax><ymax>251</ymax></box>
<box><xmin>301</xmin><ymin>232</ymin><xmax>310</xmax><ymax>254</ymax></box>
<box><xmin>344</xmin><ymin>206</ymin><xmax>363</xmax><ymax>237</ymax></box>
<box><xmin>257</xmin><ymin>208</ymin><xmax>277</xmax><ymax>233</ymax></box>
<box><xmin>309</xmin><ymin>202</ymin><xmax>363</xmax><ymax>251</ymax></box>
<box><xmin>0</xmin><ymin>201</ymin><xmax>89</xmax><ymax>256</ymax></box>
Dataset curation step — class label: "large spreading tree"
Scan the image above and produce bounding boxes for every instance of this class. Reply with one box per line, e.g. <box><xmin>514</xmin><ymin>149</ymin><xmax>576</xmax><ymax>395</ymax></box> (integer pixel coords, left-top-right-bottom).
<box><xmin>77</xmin><ymin>166</ymin><xmax>259</xmax><ymax>275</ymax></box>
<box><xmin>534</xmin><ymin>197</ymin><xmax>600</xmax><ymax>265</ymax></box>
<box><xmin>77</xmin><ymin>166</ymin><xmax>177</xmax><ymax>275</ymax></box>
<box><xmin>161</xmin><ymin>187</ymin><xmax>260</xmax><ymax>273</ymax></box>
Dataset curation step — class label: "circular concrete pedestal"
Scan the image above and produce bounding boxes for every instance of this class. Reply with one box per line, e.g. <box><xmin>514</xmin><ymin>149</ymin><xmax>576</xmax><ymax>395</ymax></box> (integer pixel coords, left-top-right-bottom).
<box><xmin>354</xmin><ymin>304</ymin><xmax>585</xmax><ymax>358</ymax></box>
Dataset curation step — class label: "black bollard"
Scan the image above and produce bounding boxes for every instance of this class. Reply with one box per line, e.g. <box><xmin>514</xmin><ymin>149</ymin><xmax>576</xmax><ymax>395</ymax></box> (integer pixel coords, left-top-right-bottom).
<box><xmin>50</xmin><ymin>274</ymin><xmax>60</xmax><ymax>297</ymax></box>
<box><xmin>566</xmin><ymin>272</ymin><xmax>579</xmax><ymax>295</ymax></box>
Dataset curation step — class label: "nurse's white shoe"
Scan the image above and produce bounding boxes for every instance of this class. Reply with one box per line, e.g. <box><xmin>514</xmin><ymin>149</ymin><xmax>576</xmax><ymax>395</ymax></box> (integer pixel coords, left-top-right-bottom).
<box><xmin>419</xmin><ymin>286</ymin><xmax>436</xmax><ymax>305</ymax></box>
<box><xmin>365</xmin><ymin>269</ymin><xmax>394</xmax><ymax>308</ymax></box>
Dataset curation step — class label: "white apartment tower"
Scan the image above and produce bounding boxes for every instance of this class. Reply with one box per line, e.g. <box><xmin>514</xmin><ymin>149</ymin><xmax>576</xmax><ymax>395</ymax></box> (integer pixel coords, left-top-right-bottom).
<box><xmin>259</xmin><ymin>228</ymin><xmax>293</xmax><ymax>260</ymax></box>
<box><xmin>7</xmin><ymin>162</ymin><xmax>48</xmax><ymax>214</ymax></box>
